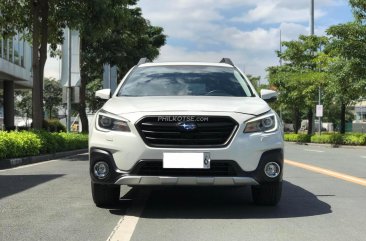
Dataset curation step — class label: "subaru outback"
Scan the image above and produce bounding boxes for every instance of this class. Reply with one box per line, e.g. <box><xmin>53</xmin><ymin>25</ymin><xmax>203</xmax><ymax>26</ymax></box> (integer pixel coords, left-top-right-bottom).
<box><xmin>89</xmin><ymin>58</ymin><xmax>284</xmax><ymax>207</ymax></box>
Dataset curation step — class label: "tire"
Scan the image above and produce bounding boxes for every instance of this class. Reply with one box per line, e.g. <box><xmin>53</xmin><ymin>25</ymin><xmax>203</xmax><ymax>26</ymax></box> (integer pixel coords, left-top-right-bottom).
<box><xmin>91</xmin><ymin>182</ymin><xmax>120</xmax><ymax>207</ymax></box>
<box><xmin>251</xmin><ymin>182</ymin><xmax>282</xmax><ymax>206</ymax></box>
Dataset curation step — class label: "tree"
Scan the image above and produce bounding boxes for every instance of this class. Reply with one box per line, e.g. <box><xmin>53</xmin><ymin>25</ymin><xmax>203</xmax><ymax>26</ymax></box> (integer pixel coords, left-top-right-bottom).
<box><xmin>43</xmin><ymin>78</ymin><xmax>62</xmax><ymax>119</ymax></box>
<box><xmin>0</xmin><ymin>89</ymin><xmax>3</xmax><ymax>107</ymax></box>
<box><xmin>323</xmin><ymin>1</ymin><xmax>366</xmax><ymax>133</ymax></box>
<box><xmin>76</xmin><ymin>1</ymin><xmax>166</xmax><ymax>133</ymax></box>
<box><xmin>268</xmin><ymin>35</ymin><xmax>328</xmax><ymax>134</ymax></box>
<box><xmin>0</xmin><ymin>0</ymin><xmax>81</xmax><ymax>129</ymax></box>
<box><xmin>0</xmin><ymin>0</ymin><xmax>165</xmax><ymax>132</ymax></box>
<box><xmin>15</xmin><ymin>90</ymin><xmax>32</xmax><ymax>126</ymax></box>
<box><xmin>325</xmin><ymin>22</ymin><xmax>366</xmax><ymax>133</ymax></box>
<box><xmin>350</xmin><ymin>0</ymin><xmax>366</xmax><ymax>22</ymax></box>
<box><xmin>86</xmin><ymin>78</ymin><xmax>104</xmax><ymax>113</ymax></box>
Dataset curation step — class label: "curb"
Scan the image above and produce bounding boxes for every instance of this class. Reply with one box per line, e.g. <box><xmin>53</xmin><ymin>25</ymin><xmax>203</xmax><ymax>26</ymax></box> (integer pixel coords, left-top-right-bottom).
<box><xmin>285</xmin><ymin>141</ymin><xmax>366</xmax><ymax>150</ymax></box>
<box><xmin>0</xmin><ymin>149</ymin><xmax>88</xmax><ymax>170</ymax></box>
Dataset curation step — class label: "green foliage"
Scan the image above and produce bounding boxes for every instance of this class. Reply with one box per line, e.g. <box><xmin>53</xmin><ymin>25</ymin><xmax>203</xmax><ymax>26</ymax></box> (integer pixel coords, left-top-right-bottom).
<box><xmin>342</xmin><ymin>133</ymin><xmax>366</xmax><ymax>145</ymax></box>
<box><xmin>269</xmin><ymin>19</ymin><xmax>366</xmax><ymax>135</ymax></box>
<box><xmin>268</xmin><ymin>35</ymin><xmax>329</xmax><ymax>134</ymax></box>
<box><xmin>278</xmin><ymin>35</ymin><xmax>329</xmax><ymax>69</ymax></box>
<box><xmin>350</xmin><ymin>0</ymin><xmax>366</xmax><ymax>22</ymax></box>
<box><xmin>0</xmin><ymin>0</ymin><xmax>82</xmax><ymax>129</ymax></box>
<box><xmin>43</xmin><ymin>119</ymin><xmax>67</xmax><ymax>132</ymax></box>
<box><xmin>44</xmin><ymin>78</ymin><xmax>62</xmax><ymax>119</ymax></box>
<box><xmin>0</xmin><ymin>131</ymin><xmax>42</xmax><ymax>158</ymax></box>
<box><xmin>79</xmin><ymin>2</ymin><xmax>166</xmax><ymax>79</ymax></box>
<box><xmin>311</xmin><ymin>134</ymin><xmax>343</xmax><ymax>145</ymax></box>
<box><xmin>74</xmin><ymin>1</ymin><xmax>166</xmax><ymax>133</ymax></box>
<box><xmin>323</xmin><ymin>22</ymin><xmax>366</xmax><ymax>133</ymax></box>
<box><xmin>86</xmin><ymin>78</ymin><xmax>104</xmax><ymax>113</ymax></box>
<box><xmin>284</xmin><ymin>134</ymin><xmax>311</xmax><ymax>143</ymax></box>
<box><xmin>310</xmin><ymin>134</ymin><xmax>330</xmax><ymax>144</ymax></box>
<box><xmin>32</xmin><ymin>130</ymin><xmax>63</xmax><ymax>153</ymax></box>
<box><xmin>58</xmin><ymin>132</ymin><xmax>89</xmax><ymax>150</ymax></box>
<box><xmin>285</xmin><ymin>133</ymin><xmax>366</xmax><ymax>145</ymax></box>
<box><xmin>0</xmin><ymin>131</ymin><xmax>88</xmax><ymax>159</ymax></box>
<box><xmin>15</xmin><ymin>90</ymin><xmax>32</xmax><ymax>123</ymax></box>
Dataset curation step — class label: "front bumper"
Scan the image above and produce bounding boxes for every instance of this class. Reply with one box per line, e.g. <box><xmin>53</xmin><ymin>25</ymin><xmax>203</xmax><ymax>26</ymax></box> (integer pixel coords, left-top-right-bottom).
<box><xmin>90</xmin><ymin>148</ymin><xmax>283</xmax><ymax>186</ymax></box>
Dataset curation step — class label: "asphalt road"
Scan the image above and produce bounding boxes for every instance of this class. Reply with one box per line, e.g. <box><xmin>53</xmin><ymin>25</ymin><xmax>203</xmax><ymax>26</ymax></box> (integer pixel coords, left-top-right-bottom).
<box><xmin>1</xmin><ymin>143</ymin><xmax>366</xmax><ymax>241</ymax></box>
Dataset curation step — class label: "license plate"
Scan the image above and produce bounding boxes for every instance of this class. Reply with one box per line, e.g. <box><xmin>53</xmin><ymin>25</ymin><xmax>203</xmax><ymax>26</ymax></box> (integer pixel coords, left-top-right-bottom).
<box><xmin>163</xmin><ymin>153</ymin><xmax>210</xmax><ymax>169</ymax></box>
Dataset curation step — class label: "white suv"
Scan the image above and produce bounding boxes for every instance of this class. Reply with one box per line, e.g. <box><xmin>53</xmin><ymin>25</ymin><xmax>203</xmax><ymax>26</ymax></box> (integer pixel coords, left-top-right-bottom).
<box><xmin>89</xmin><ymin>58</ymin><xmax>284</xmax><ymax>207</ymax></box>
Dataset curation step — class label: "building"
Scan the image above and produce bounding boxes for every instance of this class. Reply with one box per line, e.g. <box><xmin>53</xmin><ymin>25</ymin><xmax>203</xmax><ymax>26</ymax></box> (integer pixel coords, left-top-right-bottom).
<box><xmin>353</xmin><ymin>100</ymin><xmax>366</xmax><ymax>133</ymax></box>
<box><xmin>60</xmin><ymin>28</ymin><xmax>117</xmax><ymax>132</ymax></box>
<box><xmin>0</xmin><ymin>33</ymin><xmax>32</xmax><ymax>130</ymax></box>
<box><xmin>354</xmin><ymin>100</ymin><xmax>366</xmax><ymax>122</ymax></box>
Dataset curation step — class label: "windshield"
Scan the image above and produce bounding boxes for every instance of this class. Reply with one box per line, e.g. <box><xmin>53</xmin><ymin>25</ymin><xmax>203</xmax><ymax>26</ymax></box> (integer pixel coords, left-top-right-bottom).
<box><xmin>117</xmin><ymin>65</ymin><xmax>254</xmax><ymax>97</ymax></box>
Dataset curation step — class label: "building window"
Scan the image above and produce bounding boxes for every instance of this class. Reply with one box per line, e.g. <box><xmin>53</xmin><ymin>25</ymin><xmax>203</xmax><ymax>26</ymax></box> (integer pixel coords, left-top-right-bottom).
<box><xmin>14</xmin><ymin>35</ymin><xmax>20</xmax><ymax>65</ymax></box>
<box><xmin>3</xmin><ymin>38</ymin><xmax>8</xmax><ymax>60</ymax></box>
<box><xmin>19</xmin><ymin>39</ymin><xmax>24</xmax><ymax>67</ymax></box>
<box><xmin>0</xmin><ymin>37</ymin><xmax>3</xmax><ymax>58</ymax></box>
<box><xmin>9</xmin><ymin>37</ymin><xmax>13</xmax><ymax>62</ymax></box>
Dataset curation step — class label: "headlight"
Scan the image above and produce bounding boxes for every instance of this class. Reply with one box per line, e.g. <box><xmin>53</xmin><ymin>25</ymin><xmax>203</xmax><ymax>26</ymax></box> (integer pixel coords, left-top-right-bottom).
<box><xmin>243</xmin><ymin>113</ymin><xmax>277</xmax><ymax>133</ymax></box>
<box><xmin>96</xmin><ymin>111</ymin><xmax>130</xmax><ymax>132</ymax></box>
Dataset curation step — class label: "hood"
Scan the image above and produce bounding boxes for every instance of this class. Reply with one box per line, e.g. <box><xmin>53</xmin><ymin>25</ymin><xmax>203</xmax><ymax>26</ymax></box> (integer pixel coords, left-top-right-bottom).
<box><xmin>102</xmin><ymin>96</ymin><xmax>270</xmax><ymax>116</ymax></box>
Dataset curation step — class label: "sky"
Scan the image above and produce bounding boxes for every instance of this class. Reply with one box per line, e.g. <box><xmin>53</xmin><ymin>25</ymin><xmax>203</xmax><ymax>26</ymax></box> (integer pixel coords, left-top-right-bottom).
<box><xmin>44</xmin><ymin>0</ymin><xmax>354</xmax><ymax>82</ymax></box>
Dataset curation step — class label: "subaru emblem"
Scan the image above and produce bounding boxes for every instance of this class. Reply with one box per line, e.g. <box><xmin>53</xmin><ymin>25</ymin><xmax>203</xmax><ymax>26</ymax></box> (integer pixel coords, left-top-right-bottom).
<box><xmin>177</xmin><ymin>122</ymin><xmax>197</xmax><ymax>131</ymax></box>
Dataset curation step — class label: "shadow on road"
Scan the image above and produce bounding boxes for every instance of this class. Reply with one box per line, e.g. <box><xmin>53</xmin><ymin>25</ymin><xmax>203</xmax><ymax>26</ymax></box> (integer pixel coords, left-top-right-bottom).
<box><xmin>0</xmin><ymin>174</ymin><xmax>64</xmax><ymax>200</ymax></box>
<box><xmin>108</xmin><ymin>187</ymin><xmax>142</xmax><ymax>216</ymax></box>
<box><xmin>111</xmin><ymin>181</ymin><xmax>332</xmax><ymax>219</ymax></box>
<box><xmin>63</xmin><ymin>153</ymin><xmax>89</xmax><ymax>162</ymax></box>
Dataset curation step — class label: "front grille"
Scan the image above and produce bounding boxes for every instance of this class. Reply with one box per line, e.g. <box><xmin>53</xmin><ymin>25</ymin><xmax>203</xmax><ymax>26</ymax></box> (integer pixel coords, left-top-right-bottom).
<box><xmin>132</xmin><ymin>161</ymin><xmax>238</xmax><ymax>177</ymax></box>
<box><xmin>135</xmin><ymin>116</ymin><xmax>238</xmax><ymax>148</ymax></box>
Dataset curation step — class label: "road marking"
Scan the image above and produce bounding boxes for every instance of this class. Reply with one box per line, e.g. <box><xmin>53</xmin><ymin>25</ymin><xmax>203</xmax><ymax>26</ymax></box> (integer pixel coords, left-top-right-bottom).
<box><xmin>107</xmin><ymin>190</ymin><xmax>150</xmax><ymax>241</ymax></box>
<box><xmin>304</xmin><ymin>149</ymin><xmax>324</xmax><ymax>153</ymax></box>
<box><xmin>361</xmin><ymin>156</ymin><xmax>366</xmax><ymax>159</ymax></box>
<box><xmin>0</xmin><ymin>159</ymin><xmax>59</xmax><ymax>173</ymax></box>
<box><xmin>285</xmin><ymin>159</ymin><xmax>366</xmax><ymax>187</ymax></box>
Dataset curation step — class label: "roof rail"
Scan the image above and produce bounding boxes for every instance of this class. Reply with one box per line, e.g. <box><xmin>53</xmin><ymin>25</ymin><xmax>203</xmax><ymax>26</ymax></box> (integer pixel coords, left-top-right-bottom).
<box><xmin>219</xmin><ymin>58</ymin><xmax>234</xmax><ymax>66</ymax></box>
<box><xmin>137</xmin><ymin>57</ymin><xmax>151</xmax><ymax>65</ymax></box>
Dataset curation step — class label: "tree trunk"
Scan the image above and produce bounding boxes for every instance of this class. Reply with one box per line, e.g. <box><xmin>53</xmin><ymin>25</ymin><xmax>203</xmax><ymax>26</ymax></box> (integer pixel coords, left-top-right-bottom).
<box><xmin>78</xmin><ymin>37</ymin><xmax>89</xmax><ymax>133</ymax></box>
<box><xmin>49</xmin><ymin>107</ymin><xmax>52</xmax><ymax>119</ymax></box>
<box><xmin>31</xmin><ymin>0</ymin><xmax>48</xmax><ymax>129</ymax></box>
<box><xmin>293</xmin><ymin>106</ymin><xmax>301</xmax><ymax>134</ymax></box>
<box><xmin>307</xmin><ymin>108</ymin><xmax>313</xmax><ymax>135</ymax></box>
<box><xmin>340</xmin><ymin>102</ymin><xmax>346</xmax><ymax>134</ymax></box>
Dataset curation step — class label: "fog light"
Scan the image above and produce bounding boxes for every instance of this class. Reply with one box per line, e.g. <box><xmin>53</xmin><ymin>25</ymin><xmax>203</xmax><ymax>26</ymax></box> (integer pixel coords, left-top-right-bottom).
<box><xmin>94</xmin><ymin>161</ymin><xmax>109</xmax><ymax>179</ymax></box>
<box><xmin>264</xmin><ymin>162</ymin><xmax>281</xmax><ymax>178</ymax></box>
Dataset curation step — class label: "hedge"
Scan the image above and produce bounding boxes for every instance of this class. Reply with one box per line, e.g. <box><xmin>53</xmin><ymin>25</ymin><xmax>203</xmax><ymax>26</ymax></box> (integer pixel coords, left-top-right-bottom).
<box><xmin>0</xmin><ymin>130</ymin><xmax>88</xmax><ymax>160</ymax></box>
<box><xmin>285</xmin><ymin>133</ymin><xmax>366</xmax><ymax>146</ymax></box>
<box><xmin>284</xmin><ymin>133</ymin><xmax>311</xmax><ymax>143</ymax></box>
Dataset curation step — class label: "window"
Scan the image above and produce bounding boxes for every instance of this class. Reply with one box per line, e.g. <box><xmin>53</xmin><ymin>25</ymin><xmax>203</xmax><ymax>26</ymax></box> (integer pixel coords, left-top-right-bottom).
<box><xmin>13</xmin><ymin>34</ymin><xmax>20</xmax><ymax>65</ymax></box>
<box><xmin>9</xmin><ymin>37</ymin><xmax>13</xmax><ymax>62</ymax></box>
<box><xmin>3</xmin><ymin>38</ymin><xmax>8</xmax><ymax>60</ymax></box>
<box><xmin>0</xmin><ymin>37</ymin><xmax>3</xmax><ymax>58</ymax></box>
<box><xmin>19</xmin><ymin>39</ymin><xmax>24</xmax><ymax>67</ymax></box>
<box><xmin>118</xmin><ymin>65</ymin><xmax>254</xmax><ymax>97</ymax></box>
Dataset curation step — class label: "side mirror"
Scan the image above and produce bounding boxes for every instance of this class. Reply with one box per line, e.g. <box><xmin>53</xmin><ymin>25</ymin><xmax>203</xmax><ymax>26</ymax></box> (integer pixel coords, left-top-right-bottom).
<box><xmin>95</xmin><ymin>89</ymin><xmax>111</xmax><ymax>100</ymax></box>
<box><xmin>260</xmin><ymin>89</ymin><xmax>278</xmax><ymax>102</ymax></box>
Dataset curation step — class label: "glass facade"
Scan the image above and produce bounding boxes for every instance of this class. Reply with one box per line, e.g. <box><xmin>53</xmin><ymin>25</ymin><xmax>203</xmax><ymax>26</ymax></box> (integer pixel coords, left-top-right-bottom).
<box><xmin>0</xmin><ymin>37</ymin><xmax>2</xmax><ymax>58</ymax></box>
<box><xmin>0</xmin><ymin>33</ymin><xmax>25</xmax><ymax>67</ymax></box>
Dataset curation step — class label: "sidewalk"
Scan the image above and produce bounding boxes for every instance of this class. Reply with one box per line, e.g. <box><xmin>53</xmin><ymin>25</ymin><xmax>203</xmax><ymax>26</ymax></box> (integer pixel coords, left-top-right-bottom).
<box><xmin>0</xmin><ymin>149</ymin><xmax>88</xmax><ymax>170</ymax></box>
